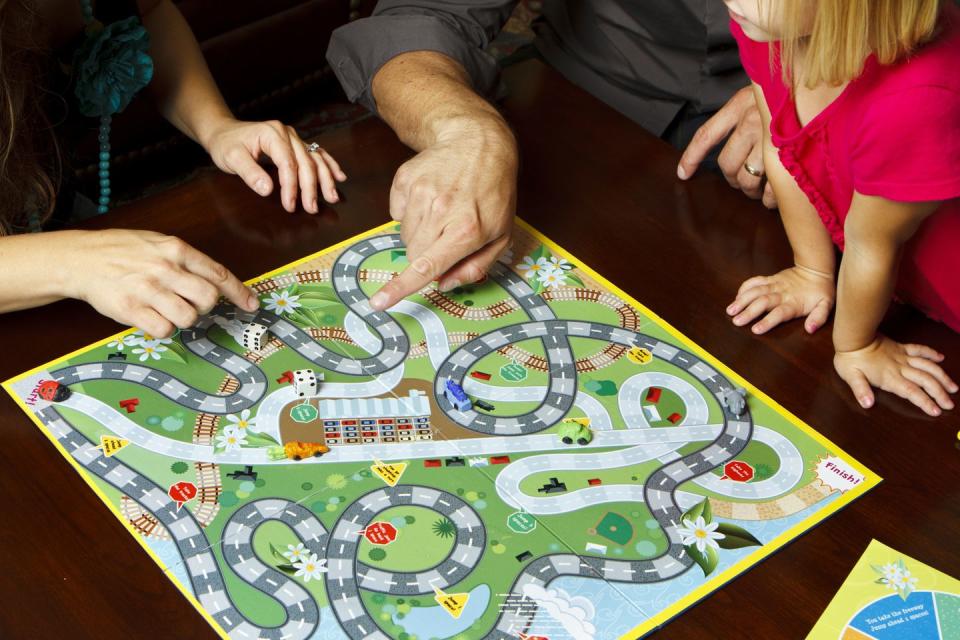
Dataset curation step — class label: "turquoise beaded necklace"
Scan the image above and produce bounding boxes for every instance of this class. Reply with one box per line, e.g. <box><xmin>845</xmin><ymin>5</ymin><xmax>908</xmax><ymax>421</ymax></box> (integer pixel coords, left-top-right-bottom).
<box><xmin>80</xmin><ymin>0</ymin><xmax>112</xmax><ymax>213</ymax></box>
<box><xmin>26</xmin><ymin>0</ymin><xmax>151</xmax><ymax>232</ymax></box>
<box><xmin>75</xmin><ymin>0</ymin><xmax>153</xmax><ymax>214</ymax></box>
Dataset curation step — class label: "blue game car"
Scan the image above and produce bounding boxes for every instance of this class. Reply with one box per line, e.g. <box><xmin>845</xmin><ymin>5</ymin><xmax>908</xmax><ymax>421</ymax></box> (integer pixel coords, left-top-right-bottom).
<box><xmin>444</xmin><ymin>378</ymin><xmax>473</xmax><ymax>411</ymax></box>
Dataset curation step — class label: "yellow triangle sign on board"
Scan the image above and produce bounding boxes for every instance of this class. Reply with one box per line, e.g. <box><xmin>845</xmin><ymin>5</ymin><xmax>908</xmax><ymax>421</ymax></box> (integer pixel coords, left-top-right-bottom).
<box><xmin>97</xmin><ymin>435</ymin><xmax>130</xmax><ymax>457</ymax></box>
<box><xmin>371</xmin><ymin>459</ymin><xmax>407</xmax><ymax>487</ymax></box>
<box><xmin>432</xmin><ymin>585</ymin><xmax>469</xmax><ymax>619</ymax></box>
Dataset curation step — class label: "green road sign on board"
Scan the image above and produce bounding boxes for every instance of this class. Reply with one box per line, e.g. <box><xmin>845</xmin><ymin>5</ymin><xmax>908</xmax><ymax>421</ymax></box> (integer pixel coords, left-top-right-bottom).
<box><xmin>500</xmin><ymin>362</ymin><xmax>527</xmax><ymax>382</ymax></box>
<box><xmin>507</xmin><ymin>511</ymin><xmax>537</xmax><ymax>534</ymax></box>
<box><xmin>290</xmin><ymin>403</ymin><xmax>319</xmax><ymax>423</ymax></box>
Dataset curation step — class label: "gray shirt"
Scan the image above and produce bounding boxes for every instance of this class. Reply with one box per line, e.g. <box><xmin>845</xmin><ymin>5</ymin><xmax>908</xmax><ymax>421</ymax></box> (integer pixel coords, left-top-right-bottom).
<box><xmin>327</xmin><ymin>1</ymin><xmax>748</xmax><ymax>136</ymax></box>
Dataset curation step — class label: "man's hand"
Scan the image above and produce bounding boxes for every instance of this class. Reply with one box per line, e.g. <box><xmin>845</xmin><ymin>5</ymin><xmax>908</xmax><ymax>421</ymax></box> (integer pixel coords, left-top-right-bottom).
<box><xmin>677</xmin><ymin>86</ymin><xmax>776</xmax><ymax>208</ymax></box>
<box><xmin>369</xmin><ymin>116</ymin><xmax>517</xmax><ymax>312</ymax></box>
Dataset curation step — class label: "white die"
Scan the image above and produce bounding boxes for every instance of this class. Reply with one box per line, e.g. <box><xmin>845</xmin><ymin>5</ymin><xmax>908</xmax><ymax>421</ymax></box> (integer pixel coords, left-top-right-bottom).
<box><xmin>293</xmin><ymin>368</ymin><xmax>319</xmax><ymax>398</ymax></box>
<box><xmin>241</xmin><ymin>323</ymin><xmax>269</xmax><ymax>351</ymax></box>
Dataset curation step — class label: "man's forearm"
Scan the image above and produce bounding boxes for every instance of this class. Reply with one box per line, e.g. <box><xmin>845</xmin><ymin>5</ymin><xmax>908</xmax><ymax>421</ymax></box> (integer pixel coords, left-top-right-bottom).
<box><xmin>371</xmin><ymin>51</ymin><xmax>514</xmax><ymax>153</ymax></box>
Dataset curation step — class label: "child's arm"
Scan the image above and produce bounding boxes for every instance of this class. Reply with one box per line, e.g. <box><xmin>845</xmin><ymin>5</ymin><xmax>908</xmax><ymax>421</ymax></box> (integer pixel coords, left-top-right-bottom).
<box><xmin>832</xmin><ymin>193</ymin><xmax>957</xmax><ymax>415</ymax></box>
<box><xmin>726</xmin><ymin>84</ymin><xmax>836</xmax><ymax>334</ymax></box>
<box><xmin>139</xmin><ymin>0</ymin><xmax>345</xmax><ymax>212</ymax></box>
<box><xmin>0</xmin><ymin>230</ymin><xmax>258</xmax><ymax>337</ymax></box>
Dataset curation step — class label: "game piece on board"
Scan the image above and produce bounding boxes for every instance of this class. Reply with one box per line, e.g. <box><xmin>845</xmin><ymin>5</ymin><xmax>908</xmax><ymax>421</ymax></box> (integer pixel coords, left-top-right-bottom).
<box><xmin>293</xmin><ymin>368</ymin><xmax>322</xmax><ymax>398</ymax></box>
<box><xmin>241</xmin><ymin>322</ymin><xmax>270</xmax><ymax>351</ymax></box>
<box><xmin>721</xmin><ymin>386</ymin><xmax>748</xmax><ymax>416</ymax></box>
<box><xmin>443</xmin><ymin>378</ymin><xmax>472</xmax><ymax>411</ymax></box>
<box><xmin>267</xmin><ymin>440</ymin><xmax>328</xmax><ymax>461</ymax></box>
<box><xmin>37</xmin><ymin>380</ymin><xmax>70</xmax><ymax>402</ymax></box>
<box><xmin>473</xmin><ymin>398</ymin><xmax>495</xmax><ymax>411</ymax></box>
<box><xmin>558</xmin><ymin>420</ymin><xmax>593</xmax><ymax>445</ymax></box>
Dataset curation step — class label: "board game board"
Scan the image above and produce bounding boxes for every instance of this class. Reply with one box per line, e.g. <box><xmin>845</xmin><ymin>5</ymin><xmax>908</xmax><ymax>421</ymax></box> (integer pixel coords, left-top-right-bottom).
<box><xmin>4</xmin><ymin>219</ymin><xmax>881</xmax><ymax>640</ymax></box>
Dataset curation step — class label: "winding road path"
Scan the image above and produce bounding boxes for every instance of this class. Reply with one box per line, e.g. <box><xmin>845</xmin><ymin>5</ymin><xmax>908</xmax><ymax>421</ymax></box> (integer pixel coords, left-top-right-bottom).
<box><xmin>15</xmin><ymin>232</ymin><xmax>806</xmax><ymax>640</ymax></box>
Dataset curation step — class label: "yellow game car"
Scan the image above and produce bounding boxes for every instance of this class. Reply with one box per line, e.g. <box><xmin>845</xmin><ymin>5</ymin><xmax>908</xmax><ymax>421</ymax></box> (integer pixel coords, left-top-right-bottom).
<box><xmin>268</xmin><ymin>441</ymin><xmax>329</xmax><ymax>461</ymax></box>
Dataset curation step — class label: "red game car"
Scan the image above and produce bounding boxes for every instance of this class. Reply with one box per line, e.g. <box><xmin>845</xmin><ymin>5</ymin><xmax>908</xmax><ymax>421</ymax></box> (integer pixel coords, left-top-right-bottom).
<box><xmin>37</xmin><ymin>380</ymin><xmax>71</xmax><ymax>402</ymax></box>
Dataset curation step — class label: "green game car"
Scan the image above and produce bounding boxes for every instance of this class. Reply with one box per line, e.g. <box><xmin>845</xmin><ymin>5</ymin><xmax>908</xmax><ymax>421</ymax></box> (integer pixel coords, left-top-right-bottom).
<box><xmin>558</xmin><ymin>422</ymin><xmax>593</xmax><ymax>446</ymax></box>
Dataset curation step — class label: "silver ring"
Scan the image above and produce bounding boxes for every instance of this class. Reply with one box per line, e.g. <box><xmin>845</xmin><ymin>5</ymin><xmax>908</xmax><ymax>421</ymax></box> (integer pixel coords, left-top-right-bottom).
<box><xmin>305</xmin><ymin>142</ymin><xmax>321</xmax><ymax>154</ymax></box>
<box><xmin>743</xmin><ymin>161</ymin><xmax>763</xmax><ymax>177</ymax></box>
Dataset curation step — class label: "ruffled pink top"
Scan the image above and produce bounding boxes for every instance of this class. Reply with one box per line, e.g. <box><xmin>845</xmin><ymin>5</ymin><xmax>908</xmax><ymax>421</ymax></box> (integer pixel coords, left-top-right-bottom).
<box><xmin>731</xmin><ymin>7</ymin><xmax>960</xmax><ymax>331</ymax></box>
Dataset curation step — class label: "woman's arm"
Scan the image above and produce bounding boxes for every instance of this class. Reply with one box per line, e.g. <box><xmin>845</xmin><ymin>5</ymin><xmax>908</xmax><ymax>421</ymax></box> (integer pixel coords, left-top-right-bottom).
<box><xmin>0</xmin><ymin>230</ymin><xmax>258</xmax><ymax>336</ymax></box>
<box><xmin>726</xmin><ymin>84</ymin><xmax>836</xmax><ymax>334</ymax></box>
<box><xmin>137</xmin><ymin>0</ymin><xmax>229</xmax><ymax>149</ymax></box>
<box><xmin>832</xmin><ymin>193</ymin><xmax>956</xmax><ymax>415</ymax></box>
<box><xmin>138</xmin><ymin>0</ymin><xmax>345</xmax><ymax>212</ymax></box>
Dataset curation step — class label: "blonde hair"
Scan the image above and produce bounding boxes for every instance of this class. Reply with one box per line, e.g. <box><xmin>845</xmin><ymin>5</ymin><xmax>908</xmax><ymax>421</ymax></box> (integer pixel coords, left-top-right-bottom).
<box><xmin>779</xmin><ymin>0</ymin><xmax>944</xmax><ymax>89</ymax></box>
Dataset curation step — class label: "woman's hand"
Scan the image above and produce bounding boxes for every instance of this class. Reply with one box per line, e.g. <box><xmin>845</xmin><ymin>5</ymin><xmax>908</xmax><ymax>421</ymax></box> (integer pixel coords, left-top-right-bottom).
<box><xmin>61</xmin><ymin>229</ymin><xmax>259</xmax><ymax>337</ymax></box>
<box><xmin>727</xmin><ymin>265</ymin><xmax>835</xmax><ymax>334</ymax></box>
<box><xmin>834</xmin><ymin>335</ymin><xmax>957</xmax><ymax>416</ymax></box>
<box><xmin>203</xmin><ymin>118</ymin><xmax>346</xmax><ymax>213</ymax></box>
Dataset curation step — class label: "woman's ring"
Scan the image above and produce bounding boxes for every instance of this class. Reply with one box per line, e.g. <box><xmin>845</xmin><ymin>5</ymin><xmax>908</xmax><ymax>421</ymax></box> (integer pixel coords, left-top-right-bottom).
<box><xmin>743</xmin><ymin>161</ymin><xmax>763</xmax><ymax>177</ymax></box>
<box><xmin>306</xmin><ymin>142</ymin><xmax>321</xmax><ymax>154</ymax></box>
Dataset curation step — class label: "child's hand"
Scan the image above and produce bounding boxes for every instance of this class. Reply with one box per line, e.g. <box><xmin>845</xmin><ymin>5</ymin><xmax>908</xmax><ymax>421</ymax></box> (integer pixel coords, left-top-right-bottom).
<box><xmin>62</xmin><ymin>229</ymin><xmax>259</xmax><ymax>338</ymax></box>
<box><xmin>203</xmin><ymin>118</ymin><xmax>347</xmax><ymax>213</ymax></box>
<box><xmin>834</xmin><ymin>336</ymin><xmax>958</xmax><ymax>416</ymax></box>
<box><xmin>727</xmin><ymin>265</ymin><xmax>835</xmax><ymax>334</ymax></box>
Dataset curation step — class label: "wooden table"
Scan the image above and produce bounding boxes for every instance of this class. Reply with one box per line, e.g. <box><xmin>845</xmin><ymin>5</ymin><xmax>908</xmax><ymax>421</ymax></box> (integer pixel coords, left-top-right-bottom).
<box><xmin>1</xmin><ymin>59</ymin><xmax>956</xmax><ymax>639</ymax></box>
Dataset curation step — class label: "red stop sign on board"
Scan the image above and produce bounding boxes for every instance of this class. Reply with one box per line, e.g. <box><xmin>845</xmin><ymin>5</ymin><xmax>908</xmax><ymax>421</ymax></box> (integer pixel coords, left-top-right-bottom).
<box><xmin>168</xmin><ymin>481</ymin><xmax>198</xmax><ymax>510</ymax></box>
<box><xmin>364</xmin><ymin>521</ymin><xmax>398</xmax><ymax>545</ymax></box>
<box><xmin>721</xmin><ymin>461</ymin><xmax>754</xmax><ymax>482</ymax></box>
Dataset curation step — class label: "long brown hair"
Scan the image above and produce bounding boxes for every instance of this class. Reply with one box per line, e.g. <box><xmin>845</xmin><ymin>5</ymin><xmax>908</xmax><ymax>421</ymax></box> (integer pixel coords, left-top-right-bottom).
<box><xmin>0</xmin><ymin>0</ymin><xmax>59</xmax><ymax>234</ymax></box>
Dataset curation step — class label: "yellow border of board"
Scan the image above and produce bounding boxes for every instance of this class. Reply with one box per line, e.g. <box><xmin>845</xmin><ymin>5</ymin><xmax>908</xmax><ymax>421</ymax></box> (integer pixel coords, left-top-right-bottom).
<box><xmin>2</xmin><ymin>217</ymin><xmax>881</xmax><ymax>640</ymax></box>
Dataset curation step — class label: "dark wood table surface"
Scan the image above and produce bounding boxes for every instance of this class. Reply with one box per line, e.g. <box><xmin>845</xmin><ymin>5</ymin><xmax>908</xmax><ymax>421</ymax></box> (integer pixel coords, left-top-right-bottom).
<box><xmin>1</xmin><ymin>59</ymin><xmax>957</xmax><ymax>639</ymax></box>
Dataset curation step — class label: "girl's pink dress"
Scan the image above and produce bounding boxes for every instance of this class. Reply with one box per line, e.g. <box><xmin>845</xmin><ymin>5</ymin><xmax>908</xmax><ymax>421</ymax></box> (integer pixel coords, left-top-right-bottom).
<box><xmin>731</xmin><ymin>7</ymin><xmax>960</xmax><ymax>332</ymax></box>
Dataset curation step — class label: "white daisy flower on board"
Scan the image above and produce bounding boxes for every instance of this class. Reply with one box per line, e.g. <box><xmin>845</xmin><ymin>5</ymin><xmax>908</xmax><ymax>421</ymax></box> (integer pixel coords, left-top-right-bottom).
<box><xmin>107</xmin><ymin>336</ymin><xmax>132</xmax><ymax>351</ymax></box>
<box><xmin>220</xmin><ymin>424</ymin><xmax>242</xmax><ymax>438</ymax></box>
<box><xmin>676</xmin><ymin>516</ymin><xmax>725</xmax><ymax>553</ymax></box>
<box><xmin>127</xmin><ymin>329</ymin><xmax>174</xmax><ymax>347</ymax></box>
<box><xmin>517</xmin><ymin>256</ymin><xmax>549</xmax><ymax>280</ymax></box>
<box><xmin>283</xmin><ymin>543</ymin><xmax>306</xmax><ymax>561</ymax></box>
<box><xmin>225</xmin><ymin>409</ymin><xmax>257</xmax><ymax>433</ymax></box>
<box><xmin>879</xmin><ymin>563</ymin><xmax>902</xmax><ymax>585</ymax></box>
<box><xmin>894</xmin><ymin>569</ymin><xmax>918</xmax><ymax>593</ymax></box>
<box><xmin>549</xmin><ymin>256</ymin><xmax>572</xmax><ymax>271</ymax></box>
<box><xmin>264</xmin><ymin>290</ymin><xmax>302</xmax><ymax>315</ymax></box>
<box><xmin>132</xmin><ymin>344</ymin><xmax>168</xmax><ymax>361</ymax></box>
<box><xmin>214</xmin><ymin>429</ymin><xmax>247</xmax><ymax>451</ymax></box>
<box><xmin>293</xmin><ymin>554</ymin><xmax>327</xmax><ymax>582</ymax></box>
<box><xmin>537</xmin><ymin>268</ymin><xmax>566</xmax><ymax>290</ymax></box>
